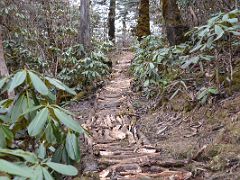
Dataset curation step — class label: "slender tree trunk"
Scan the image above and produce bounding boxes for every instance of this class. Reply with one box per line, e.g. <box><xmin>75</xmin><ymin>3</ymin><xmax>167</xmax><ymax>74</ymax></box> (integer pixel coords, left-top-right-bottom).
<box><xmin>136</xmin><ymin>0</ymin><xmax>150</xmax><ymax>40</ymax></box>
<box><xmin>79</xmin><ymin>0</ymin><xmax>91</xmax><ymax>50</ymax></box>
<box><xmin>122</xmin><ymin>15</ymin><xmax>127</xmax><ymax>46</ymax></box>
<box><xmin>0</xmin><ymin>27</ymin><xmax>9</xmax><ymax>79</ymax></box>
<box><xmin>162</xmin><ymin>0</ymin><xmax>188</xmax><ymax>45</ymax></box>
<box><xmin>108</xmin><ymin>0</ymin><xmax>116</xmax><ymax>42</ymax></box>
<box><xmin>0</xmin><ymin>26</ymin><xmax>14</xmax><ymax>98</ymax></box>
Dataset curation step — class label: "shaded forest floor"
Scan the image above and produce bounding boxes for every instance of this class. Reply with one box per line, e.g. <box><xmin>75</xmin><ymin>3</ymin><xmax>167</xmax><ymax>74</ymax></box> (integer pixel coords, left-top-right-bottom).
<box><xmin>68</xmin><ymin>51</ymin><xmax>240</xmax><ymax>180</ymax></box>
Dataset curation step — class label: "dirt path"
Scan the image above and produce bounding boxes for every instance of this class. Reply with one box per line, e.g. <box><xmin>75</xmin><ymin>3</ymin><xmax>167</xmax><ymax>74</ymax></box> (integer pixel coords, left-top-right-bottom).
<box><xmin>81</xmin><ymin>52</ymin><xmax>192</xmax><ymax>180</ymax></box>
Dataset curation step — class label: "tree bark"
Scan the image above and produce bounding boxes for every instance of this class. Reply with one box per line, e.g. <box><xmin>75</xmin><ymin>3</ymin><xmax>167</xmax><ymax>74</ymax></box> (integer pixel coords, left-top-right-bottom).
<box><xmin>108</xmin><ymin>0</ymin><xmax>116</xmax><ymax>42</ymax></box>
<box><xmin>122</xmin><ymin>15</ymin><xmax>127</xmax><ymax>46</ymax></box>
<box><xmin>136</xmin><ymin>0</ymin><xmax>151</xmax><ymax>40</ymax></box>
<box><xmin>79</xmin><ymin>0</ymin><xmax>91</xmax><ymax>50</ymax></box>
<box><xmin>0</xmin><ymin>26</ymin><xmax>14</xmax><ymax>98</ymax></box>
<box><xmin>0</xmin><ymin>27</ymin><xmax>9</xmax><ymax>79</ymax></box>
<box><xmin>162</xmin><ymin>0</ymin><xmax>188</xmax><ymax>46</ymax></box>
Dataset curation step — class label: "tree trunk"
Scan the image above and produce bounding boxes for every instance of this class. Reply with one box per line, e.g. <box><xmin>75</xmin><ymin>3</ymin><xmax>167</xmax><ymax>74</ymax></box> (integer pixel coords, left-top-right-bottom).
<box><xmin>108</xmin><ymin>0</ymin><xmax>116</xmax><ymax>42</ymax></box>
<box><xmin>162</xmin><ymin>0</ymin><xmax>188</xmax><ymax>46</ymax></box>
<box><xmin>79</xmin><ymin>0</ymin><xmax>91</xmax><ymax>50</ymax></box>
<box><xmin>136</xmin><ymin>0</ymin><xmax>151</xmax><ymax>40</ymax></box>
<box><xmin>122</xmin><ymin>15</ymin><xmax>127</xmax><ymax>46</ymax></box>
<box><xmin>0</xmin><ymin>26</ymin><xmax>14</xmax><ymax>98</ymax></box>
<box><xmin>0</xmin><ymin>27</ymin><xmax>9</xmax><ymax>79</ymax></box>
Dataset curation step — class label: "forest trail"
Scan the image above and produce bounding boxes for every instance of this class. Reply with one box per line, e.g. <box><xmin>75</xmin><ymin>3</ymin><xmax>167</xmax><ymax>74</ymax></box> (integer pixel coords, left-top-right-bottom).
<box><xmin>81</xmin><ymin>51</ymin><xmax>192</xmax><ymax>180</ymax></box>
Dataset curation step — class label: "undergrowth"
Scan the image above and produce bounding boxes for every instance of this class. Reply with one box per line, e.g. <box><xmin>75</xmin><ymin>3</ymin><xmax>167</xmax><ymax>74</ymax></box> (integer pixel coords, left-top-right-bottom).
<box><xmin>131</xmin><ymin>9</ymin><xmax>240</xmax><ymax>105</ymax></box>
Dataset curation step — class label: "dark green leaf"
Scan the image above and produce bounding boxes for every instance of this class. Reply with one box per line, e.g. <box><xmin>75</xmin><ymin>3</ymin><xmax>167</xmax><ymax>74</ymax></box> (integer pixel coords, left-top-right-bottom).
<box><xmin>45</xmin><ymin>123</ymin><xmax>56</xmax><ymax>144</ymax></box>
<box><xmin>11</xmin><ymin>95</ymin><xmax>26</xmax><ymax>123</ymax></box>
<box><xmin>28</xmin><ymin>71</ymin><xmax>48</xmax><ymax>95</ymax></box>
<box><xmin>65</xmin><ymin>133</ymin><xmax>80</xmax><ymax>162</ymax></box>
<box><xmin>42</xmin><ymin>167</ymin><xmax>54</xmax><ymax>180</ymax></box>
<box><xmin>0</xmin><ymin>128</ymin><xmax>6</xmax><ymax>148</ymax></box>
<box><xmin>0</xmin><ymin>77</ymin><xmax>7</xmax><ymax>90</ymax></box>
<box><xmin>37</xmin><ymin>143</ymin><xmax>46</xmax><ymax>159</ymax></box>
<box><xmin>214</xmin><ymin>25</ymin><xmax>224</xmax><ymax>40</ymax></box>
<box><xmin>0</xmin><ymin>159</ymin><xmax>34</xmax><ymax>178</ymax></box>
<box><xmin>227</xmin><ymin>18</ymin><xmax>238</xmax><ymax>24</ymax></box>
<box><xmin>9</xmin><ymin>71</ymin><xmax>26</xmax><ymax>92</ymax></box>
<box><xmin>33</xmin><ymin>166</ymin><xmax>43</xmax><ymax>180</ymax></box>
<box><xmin>45</xmin><ymin>162</ymin><xmax>78</xmax><ymax>176</ymax></box>
<box><xmin>46</xmin><ymin>76</ymin><xmax>76</xmax><ymax>96</ymax></box>
<box><xmin>27</xmin><ymin>108</ymin><xmax>48</xmax><ymax>136</ymax></box>
<box><xmin>208</xmin><ymin>88</ymin><xmax>218</xmax><ymax>94</ymax></box>
<box><xmin>53</xmin><ymin>108</ymin><xmax>84</xmax><ymax>134</ymax></box>
<box><xmin>45</xmin><ymin>77</ymin><xmax>65</xmax><ymax>90</ymax></box>
<box><xmin>0</xmin><ymin>149</ymin><xmax>38</xmax><ymax>163</ymax></box>
<box><xmin>1</xmin><ymin>126</ymin><xmax>13</xmax><ymax>141</ymax></box>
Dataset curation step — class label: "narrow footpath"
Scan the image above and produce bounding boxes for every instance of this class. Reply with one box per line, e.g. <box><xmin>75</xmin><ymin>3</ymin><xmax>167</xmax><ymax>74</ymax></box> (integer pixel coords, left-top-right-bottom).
<box><xmin>81</xmin><ymin>52</ymin><xmax>192</xmax><ymax>180</ymax></box>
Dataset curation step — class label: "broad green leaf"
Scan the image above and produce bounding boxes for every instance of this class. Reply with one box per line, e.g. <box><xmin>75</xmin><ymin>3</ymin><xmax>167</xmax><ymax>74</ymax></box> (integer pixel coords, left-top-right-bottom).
<box><xmin>11</xmin><ymin>94</ymin><xmax>26</xmax><ymax>123</ymax></box>
<box><xmin>198</xmin><ymin>27</ymin><xmax>209</xmax><ymax>37</ymax></box>
<box><xmin>200</xmin><ymin>55</ymin><xmax>215</xmax><ymax>61</ymax></box>
<box><xmin>206</xmin><ymin>36</ymin><xmax>214</xmax><ymax>48</ymax></box>
<box><xmin>45</xmin><ymin>77</ymin><xmax>65</xmax><ymax>90</ymax></box>
<box><xmin>46</xmin><ymin>77</ymin><xmax>76</xmax><ymax>95</ymax></box>
<box><xmin>52</xmin><ymin>146</ymin><xmax>64</xmax><ymax>163</ymax></box>
<box><xmin>0</xmin><ymin>159</ymin><xmax>34</xmax><ymax>178</ymax></box>
<box><xmin>47</xmin><ymin>91</ymin><xmax>56</xmax><ymax>102</ymax></box>
<box><xmin>226</xmin><ymin>18</ymin><xmax>238</xmax><ymax>24</ymax></box>
<box><xmin>208</xmin><ymin>88</ymin><xmax>218</xmax><ymax>94</ymax></box>
<box><xmin>53</xmin><ymin>108</ymin><xmax>84</xmax><ymax>134</ymax></box>
<box><xmin>45</xmin><ymin>162</ymin><xmax>78</xmax><ymax>176</ymax></box>
<box><xmin>19</xmin><ymin>105</ymin><xmax>42</xmax><ymax>118</ymax></box>
<box><xmin>63</xmin><ymin>85</ymin><xmax>76</xmax><ymax>96</ymax></box>
<box><xmin>45</xmin><ymin>123</ymin><xmax>56</xmax><ymax>144</ymax></box>
<box><xmin>28</xmin><ymin>71</ymin><xmax>48</xmax><ymax>95</ymax></box>
<box><xmin>1</xmin><ymin>126</ymin><xmax>13</xmax><ymax>141</ymax></box>
<box><xmin>214</xmin><ymin>25</ymin><xmax>224</xmax><ymax>40</ymax></box>
<box><xmin>9</xmin><ymin>71</ymin><xmax>26</xmax><ymax>92</ymax></box>
<box><xmin>37</xmin><ymin>143</ymin><xmax>46</xmax><ymax>159</ymax></box>
<box><xmin>190</xmin><ymin>42</ymin><xmax>203</xmax><ymax>53</ymax></box>
<box><xmin>52</xmin><ymin>105</ymin><xmax>74</xmax><ymax>116</ymax></box>
<box><xmin>222</xmin><ymin>14</ymin><xmax>229</xmax><ymax>21</ymax></box>
<box><xmin>33</xmin><ymin>166</ymin><xmax>43</xmax><ymax>180</ymax></box>
<box><xmin>42</xmin><ymin>167</ymin><xmax>54</xmax><ymax>180</ymax></box>
<box><xmin>0</xmin><ymin>128</ymin><xmax>6</xmax><ymax>148</ymax></box>
<box><xmin>0</xmin><ymin>77</ymin><xmax>7</xmax><ymax>90</ymax></box>
<box><xmin>208</xmin><ymin>13</ymin><xmax>221</xmax><ymax>25</ymax></box>
<box><xmin>0</xmin><ymin>149</ymin><xmax>38</xmax><ymax>163</ymax></box>
<box><xmin>1</xmin><ymin>78</ymin><xmax>11</xmax><ymax>94</ymax></box>
<box><xmin>65</xmin><ymin>133</ymin><xmax>80</xmax><ymax>162</ymax></box>
<box><xmin>27</xmin><ymin>108</ymin><xmax>48</xmax><ymax>136</ymax></box>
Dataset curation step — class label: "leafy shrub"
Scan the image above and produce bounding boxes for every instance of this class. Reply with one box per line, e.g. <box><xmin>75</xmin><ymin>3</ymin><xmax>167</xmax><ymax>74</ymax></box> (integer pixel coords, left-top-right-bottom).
<box><xmin>131</xmin><ymin>9</ymin><xmax>240</xmax><ymax>104</ymax></box>
<box><xmin>187</xmin><ymin>9</ymin><xmax>240</xmax><ymax>53</ymax></box>
<box><xmin>0</xmin><ymin>70</ymin><xmax>86</xmax><ymax>178</ymax></box>
<box><xmin>131</xmin><ymin>36</ymin><xmax>187</xmax><ymax>98</ymax></box>
<box><xmin>0</xmin><ymin>149</ymin><xmax>78</xmax><ymax>179</ymax></box>
<box><xmin>58</xmin><ymin>42</ymin><xmax>112</xmax><ymax>92</ymax></box>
